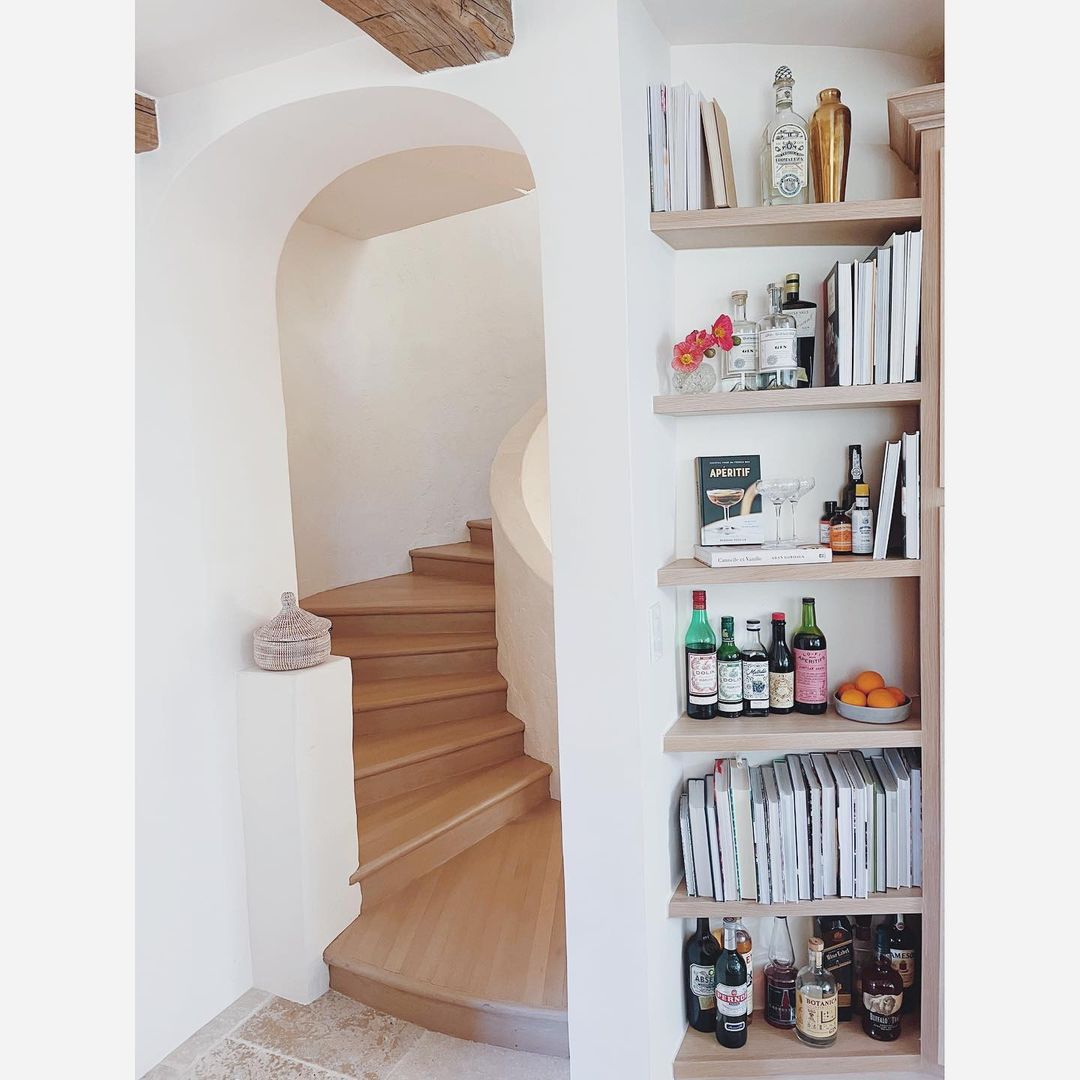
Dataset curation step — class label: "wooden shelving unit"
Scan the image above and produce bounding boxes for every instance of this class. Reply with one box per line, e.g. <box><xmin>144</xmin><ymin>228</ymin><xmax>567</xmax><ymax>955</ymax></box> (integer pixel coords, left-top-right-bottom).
<box><xmin>673</xmin><ymin>1012</ymin><xmax>922</xmax><ymax>1079</ymax></box>
<box><xmin>663</xmin><ymin>707</ymin><xmax>921</xmax><ymax>753</ymax></box>
<box><xmin>657</xmin><ymin>555</ymin><xmax>921</xmax><ymax>586</ymax></box>
<box><xmin>668</xmin><ymin>879</ymin><xmax>923</xmax><ymax>919</ymax></box>
<box><xmin>654</xmin><ymin>382</ymin><xmax>923</xmax><ymax>416</ymax></box>
<box><xmin>650</xmin><ymin>197</ymin><xmax>921</xmax><ymax>250</ymax></box>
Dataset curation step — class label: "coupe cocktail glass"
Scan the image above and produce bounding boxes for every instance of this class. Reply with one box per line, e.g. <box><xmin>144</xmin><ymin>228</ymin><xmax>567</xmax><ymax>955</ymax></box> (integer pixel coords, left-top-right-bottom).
<box><xmin>785</xmin><ymin>478</ymin><xmax>816</xmax><ymax>547</ymax></box>
<box><xmin>758</xmin><ymin>479</ymin><xmax>800</xmax><ymax>548</ymax></box>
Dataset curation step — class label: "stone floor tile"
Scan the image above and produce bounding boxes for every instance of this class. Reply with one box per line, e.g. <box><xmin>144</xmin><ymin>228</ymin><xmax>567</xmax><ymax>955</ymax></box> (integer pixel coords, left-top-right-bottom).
<box><xmin>386</xmin><ymin>1030</ymin><xmax>570</xmax><ymax>1080</ymax></box>
<box><xmin>182</xmin><ymin>1038</ymin><xmax>342</xmax><ymax>1079</ymax></box>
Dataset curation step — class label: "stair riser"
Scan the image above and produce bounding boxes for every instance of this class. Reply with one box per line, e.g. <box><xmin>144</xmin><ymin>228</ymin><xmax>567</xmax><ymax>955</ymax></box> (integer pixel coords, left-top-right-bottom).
<box><xmin>468</xmin><ymin>524</ymin><xmax>493</xmax><ymax>549</ymax></box>
<box><xmin>350</xmin><ymin>648</ymin><xmax>497</xmax><ymax>680</ymax></box>
<box><xmin>354</xmin><ymin>731</ymin><xmax>524</xmax><ymax>807</ymax></box>
<box><xmin>410</xmin><ymin>555</ymin><xmax>494</xmax><ymax>584</ymax></box>
<box><xmin>356</xmin><ymin>775</ymin><xmax>550</xmax><ymax>909</ymax></box>
<box><xmin>354</xmin><ymin>690</ymin><xmax>508</xmax><ymax>736</ymax></box>
<box><xmin>329</xmin><ymin>611</ymin><xmax>494</xmax><ymax>636</ymax></box>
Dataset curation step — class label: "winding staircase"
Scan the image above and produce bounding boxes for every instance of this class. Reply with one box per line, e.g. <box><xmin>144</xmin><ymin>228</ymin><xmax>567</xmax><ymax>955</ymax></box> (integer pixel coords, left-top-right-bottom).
<box><xmin>303</xmin><ymin>519</ymin><xmax>568</xmax><ymax>1056</ymax></box>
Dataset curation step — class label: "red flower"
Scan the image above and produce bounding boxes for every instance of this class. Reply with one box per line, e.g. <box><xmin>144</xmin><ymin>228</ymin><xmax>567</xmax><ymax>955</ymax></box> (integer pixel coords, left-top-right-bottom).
<box><xmin>671</xmin><ymin>335</ymin><xmax>704</xmax><ymax>372</ymax></box>
<box><xmin>710</xmin><ymin>314</ymin><xmax>735</xmax><ymax>351</ymax></box>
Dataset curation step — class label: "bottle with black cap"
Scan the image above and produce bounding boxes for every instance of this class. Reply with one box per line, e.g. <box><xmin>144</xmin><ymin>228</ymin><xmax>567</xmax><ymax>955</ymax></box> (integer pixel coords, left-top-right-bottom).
<box><xmin>781</xmin><ymin>272</ymin><xmax>817</xmax><ymax>386</ymax></box>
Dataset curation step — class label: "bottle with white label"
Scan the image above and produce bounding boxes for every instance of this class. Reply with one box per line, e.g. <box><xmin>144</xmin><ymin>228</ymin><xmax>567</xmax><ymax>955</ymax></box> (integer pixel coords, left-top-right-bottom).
<box><xmin>684</xmin><ymin>590</ymin><xmax>718</xmax><ymax>720</ymax></box>
<box><xmin>741</xmin><ymin>619</ymin><xmax>770</xmax><ymax>717</ymax></box>
<box><xmin>795</xmin><ymin>936</ymin><xmax>838</xmax><ymax>1047</ymax></box>
<box><xmin>723</xmin><ymin>290</ymin><xmax>760</xmax><ymax>391</ymax></box>
<box><xmin>851</xmin><ymin>482</ymin><xmax>874</xmax><ymax>555</ymax></box>
<box><xmin>760</xmin><ymin>66</ymin><xmax>809</xmax><ymax>205</ymax></box>
<box><xmin>717</xmin><ymin>616</ymin><xmax>744</xmax><ymax>717</ymax></box>
<box><xmin>757</xmin><ymin>283</ymin><xmax>799</xmax><ymax>389</ymax></box>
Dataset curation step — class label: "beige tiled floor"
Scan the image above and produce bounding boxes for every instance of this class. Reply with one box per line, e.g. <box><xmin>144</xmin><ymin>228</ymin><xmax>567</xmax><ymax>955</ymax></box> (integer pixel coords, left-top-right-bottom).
<box><xmin>142</xmin><ymin>989</ymin><xmax>570</xmax><ymax>1080</ymax></box>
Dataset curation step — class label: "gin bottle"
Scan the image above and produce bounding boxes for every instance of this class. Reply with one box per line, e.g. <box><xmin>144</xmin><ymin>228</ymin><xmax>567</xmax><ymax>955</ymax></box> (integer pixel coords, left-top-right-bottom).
<box><xmin>756</xmin><ymin>283</ymin><xmax>798</xmax><ymax>389</ymax></box>
<box><xmin>760</xmin><ymin>66</ymin><xmax>809</xmax><ymax>205</ymax></box>
<box><xmin>724</xmin><ymin>290</ymin><xmax>759</xmax><ymax>391</ymax></box>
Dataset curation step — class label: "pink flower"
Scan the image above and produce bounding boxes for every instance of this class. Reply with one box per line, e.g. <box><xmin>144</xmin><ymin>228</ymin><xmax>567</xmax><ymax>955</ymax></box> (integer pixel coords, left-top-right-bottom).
<box><xmin>710</xmin><ymin>314</ymin><xmax>735</xmax><ymax>351</ymax></box>
<box><xmin>671</xmin><ymin>335</ymin><xmax>704</xmax><ymax>372</ymax></box>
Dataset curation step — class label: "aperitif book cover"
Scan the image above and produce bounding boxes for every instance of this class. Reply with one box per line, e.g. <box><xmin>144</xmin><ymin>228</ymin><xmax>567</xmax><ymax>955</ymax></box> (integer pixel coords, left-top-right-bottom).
<box><xmin>695</xmin><ymin>455</ymin><xmax>763</xmax><ymax>545</ymax></box>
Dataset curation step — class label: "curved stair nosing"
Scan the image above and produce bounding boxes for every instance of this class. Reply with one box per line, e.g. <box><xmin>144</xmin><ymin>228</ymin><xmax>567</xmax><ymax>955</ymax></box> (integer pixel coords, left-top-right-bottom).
<box><xmin>353</xmin><ymin>673</ymin><xmax>507</xmax><ymax>713</ymax></box>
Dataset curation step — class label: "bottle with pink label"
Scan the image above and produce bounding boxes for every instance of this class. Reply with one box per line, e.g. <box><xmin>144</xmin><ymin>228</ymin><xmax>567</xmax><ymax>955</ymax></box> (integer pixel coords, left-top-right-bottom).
<box><xmin>793</xmin><ymin>596</ymin><xmax>828</xmax><ymax>715</ymax></box>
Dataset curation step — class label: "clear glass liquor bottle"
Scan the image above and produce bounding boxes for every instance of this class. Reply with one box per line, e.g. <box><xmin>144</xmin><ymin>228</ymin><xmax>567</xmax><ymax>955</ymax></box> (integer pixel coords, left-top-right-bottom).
<box><xmin>724</xmin><ymin>290</ymin><xmax>759</xmax><ymax>391</ymax></box>
<box><xmin>795</xmin><ymin>936</ymin><xmax>838</xmax><ymax>1047</ymax></box>
<box><xmin>760</xmin><ymin>66</ymin><xmax>809</xmax><ymax>206</ymax></box>
<box><xmin>757</xmin><ymin>283</ymin><xmax>799</xmax><ymax>390</ymax></box>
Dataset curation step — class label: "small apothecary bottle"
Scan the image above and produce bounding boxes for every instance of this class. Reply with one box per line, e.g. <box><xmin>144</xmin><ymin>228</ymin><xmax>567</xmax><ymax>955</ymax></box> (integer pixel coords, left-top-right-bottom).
<box><xmin>724</xmin><ymin>290</ymin><xmax>759</xmax><ymax>391</ymax></box>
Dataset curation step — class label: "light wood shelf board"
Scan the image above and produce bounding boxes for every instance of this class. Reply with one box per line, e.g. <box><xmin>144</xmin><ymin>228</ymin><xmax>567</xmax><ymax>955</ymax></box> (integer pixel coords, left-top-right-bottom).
<box><xmin>651</xmin><ymin>198</ymin><xmax>922</xmax><ymax>250</ymax></box>
<box><xmin>658</xmin><ymin>556</ymin><xmax>921</xmax><ymax>586</ymax></box>
<box><xmin>673</xmin><ymin>1011</ymin><xmax>921</xmax><ymax>1077</ymax></box>
<box><xmin>654</xmin><ymin>383</ymin><xmax>923</xmax><ymax>416</ymax></box>
<box><xmin>663</xmin><ymin>708</ymin><xmax>921</xmax><ymax>753</ymax></box>
<box><xmin>668</xmin><ymin>878</ymin><xmax>923</xmax><ymax>919</ymax></box>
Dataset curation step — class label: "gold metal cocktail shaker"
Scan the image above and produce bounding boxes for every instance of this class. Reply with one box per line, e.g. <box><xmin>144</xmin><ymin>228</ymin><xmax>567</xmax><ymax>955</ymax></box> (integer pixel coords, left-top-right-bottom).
<box><xmin>809</xmin><ymin>88</ymin><xmax>851</xmax><ymax>202</ymax></box>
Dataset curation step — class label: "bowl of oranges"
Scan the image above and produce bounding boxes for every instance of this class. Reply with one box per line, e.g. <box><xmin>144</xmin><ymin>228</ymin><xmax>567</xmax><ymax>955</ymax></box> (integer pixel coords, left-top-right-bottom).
<box><xmin>834</xmin><ymin>671</ymin><xmax>912</xmax><ymax>724</ymax></box>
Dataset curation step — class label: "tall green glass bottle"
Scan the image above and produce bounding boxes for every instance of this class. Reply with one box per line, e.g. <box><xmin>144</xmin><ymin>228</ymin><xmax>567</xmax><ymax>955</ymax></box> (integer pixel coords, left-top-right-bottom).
<box><xmin>793</xmin><ymin>596</ymin><xmax>828</xmax><ymax>715</ymax></box>
<box><xmin>717</xmin><ymin>616</ymin><xmax>743</xmax><ymax>717</ymax></box>
<box><xmin>685</xmin><ymin>590</ymin><xmax>718</xmax><ymax>719</ymax></box>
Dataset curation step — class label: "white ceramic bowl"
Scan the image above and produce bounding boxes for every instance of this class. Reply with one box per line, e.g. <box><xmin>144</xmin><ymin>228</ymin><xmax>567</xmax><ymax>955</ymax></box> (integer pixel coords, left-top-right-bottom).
<box><xmin>833</xmin><ymin>691</ymin><xmax>912</xmax><ymax>725</ymax></box>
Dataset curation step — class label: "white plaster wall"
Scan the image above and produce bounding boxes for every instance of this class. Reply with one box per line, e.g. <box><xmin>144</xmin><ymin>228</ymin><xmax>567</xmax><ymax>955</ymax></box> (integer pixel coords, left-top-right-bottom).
<box><xmin>277</xmin><ymin>196</ymin><xmax>545</xmax><ymax>598</ymax></box>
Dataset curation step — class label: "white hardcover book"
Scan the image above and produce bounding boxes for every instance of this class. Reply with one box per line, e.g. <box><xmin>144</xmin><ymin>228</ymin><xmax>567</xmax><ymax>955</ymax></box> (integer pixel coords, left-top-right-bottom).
<box><xmin>693</xmin><ymin>544</ymin><xmax>832</xmax><ymax>568</ymax></box>
<box><xmin>903</xmin><ymin>748</ymin><xmax>923</xmax><ymax>887</ymax></box>
<box><xmin>670</xmin><ymin>84</ymin><xmax>687</xmax><ymax>212</ymax></box>
<box><xmin>811</xmin><ymin>752</ymin><xmax>838</xmax><ymax>897</ymax></box>
<box><xmin>679</xmin><ymin>793</ymin><xmax>697</xmax><ymax>896</ymax></box>
<box><xmin>730</xmin><ymin>757</ymin><xmax>758</xmax><ymax>901</ymax></box>
<box><xmin>870</xmin><ymin>246</ymin><xmax>892</xmax><ymax>385</ymax></box>
<box><xmin>705</xmin><ymin>777</ymin><xmax>725</xmax><ymax>902</ymax></box>
<box><xmin>871</xmin><ymin>756</ymin><xmax>900</xmax><ymax>889</ymax></box>
<box><xmin>749</xmin><ymin>766</ymin><xmax>771</xmax><ymax>906</ymax></box>
<box><xmin>901</xmin><ymin>431</ymin><xmax>921</xmax><ymax>559</ymax></box>
<box><xmin>773</xmin><ymin>762</ymin><xmax>799</xmax><ymax>904</ymax></box>
<box><xmin>647</xmin><ymin>86</ymin><xmax>667</xmax><ymax>212</ymax></box>
<box><xmin>884</xmin><ymin>748</ymin><xmax>913</xmax><ymax>888</ymax></box>
<box><xmin>799</xmin><ymin>753</ymin><xmax>824</xmax><ymax>899</ymax></box>
<box><xmin>761</xmin><ymin>765</ymin><xmax>785</xmax><ymax>902</ymax></box>
<box><xmin>713</xmin><ymin>759</ymin><xmax>739</xmax><ymax>901</ymax></box>
<box><xmin>884</xmin><ymin>231</ymin><xmax>907</xmax><ymax>383</ymax></box>
<box><xmin>903</xmin><ymin>230</ymin><xmax>923</xmax><ymax>382</ymax></box>
<box><xmin>827</xmin><ymin>753</ymin><xmax>855</xmax><ymax>898</ymax></box>
<box><xmin>839</xmin><ymin>751</ymin><xmax>868</xmax><ymax>899</ymax></box>
<box><xmin>854</xmin><ymin>259</ymin><xmax>876</xmax><ymax>386</ymax></box>
<box><xmin>687</xmin><ymin>778</ymin><xmax>714</xmax><ymax>898</ymax></box>
<box><xmin>874</xmin><ymin>440</ymin><xmax>902</xmax><ymax>560</ymax></box>
<box><xmin>786</xmin><ymin>754</ymin><xmax>812</xmax><ymax>901</ymax></box>
<box><xmin>853</xmin><ymin>750</ymin><xmax>886</xmax><ymax>893</ymax></box>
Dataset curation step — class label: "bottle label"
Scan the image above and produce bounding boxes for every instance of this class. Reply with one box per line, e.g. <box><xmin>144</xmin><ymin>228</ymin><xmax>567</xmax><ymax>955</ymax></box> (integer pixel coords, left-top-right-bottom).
<box><xmin>690</xmin><ymin>963</ymin><xmax>716</xmax><ymax>1008</ymax></box>
<box><xmin>766</xmin><ymin>980</ymin><xmax>795</xmax><ymax>1026</ymax></box>
<box><xmin>726</xmin><ymin>335</ymin><xmax>757</xmax><ymax>374</ymax></box>
<box><xmin>741</xmin><ymin>949</ymin><xmax>753</xmax><ymax>1014</ymax></box>
<box><xmin>819</xmin><ymin>520</ymin><xmax>832</xmax><ymax>546</ymax></box>
<box><xmin>864</xmin><ymin>990</ymin><xmax>903</xmax><ymax>1023</ymax></box>
<box><xmin>831</xmin><ymin>521</ymin><xmax>852</xmax><ymax>552</ymax></box>
<box><xmin>796</xmin><ymin>990</ymin><xmax>837</xmax><ymax>1037</ymax></box>
<box><xmin>821</xmin><ymin>939</ymin><xmax>852</xmax><ymax>1008</ymax></box>
<box><xmin>794</xmin><ymin>649</ymin><xmax>827</xmax><ymax>705</ymax></box>
<box><xmin>851</xmin><ymin>509</ymin><xmax>874</xmax><ymax>554</ymax></box>
<box><xmin>716</xmin><ymin>982</ymin><xmax>748</xmax><ymax>1017</ymax></box>
<box><xmin>788</xmin><ymin>307</ymin><xmax>816</xmax><ymax>338</ymax></box>
<box><xmin>687</xmin><ymin>653</ymin><xmax>718</xmax><ymax>704</ymax></box>
<box><xmin>769</xmin><ymin>671</ymin><xmax>794</xmax><ymax>710</ymax></box>
<box><xmin>742</xmin><ymin>660</ymin><xmax>769</xmax><ymax>706</ymax></box>
<box><xmin>889</xmin><ymin>948</ymin><xmax>916</xmax><ymax>989</ymax></box>
<box><xmin>718</xmin><ymin>660</ymin><xmax>743</xmax><ymax>704</ymax></box>
<box><xmin>771</xmin><ymin>123</ymin><xmax>807</xmax><ymax>196</ymax></box>
<box><xmin>758</xmin><ymin>327</ymin><xmax>798</xmax><ymax>371</ymax></box>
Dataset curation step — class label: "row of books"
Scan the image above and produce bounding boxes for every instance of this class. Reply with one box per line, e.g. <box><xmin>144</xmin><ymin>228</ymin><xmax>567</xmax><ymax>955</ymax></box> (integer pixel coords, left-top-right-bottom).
<box><xmin>824</xmin><ymin>230</ymin><xmax>923</xmax><ymax>387</ymax></box>
<box><xmin>678</xmin><ymin>751</ymin><xmax>922</xmax><ymax>904</ymax></box>
<box><xmin>647</xmin><ymin>83</ymin><xmax>738</xmax><ymax>213</ymax></box>
<box><xmin>876</xmin><ymin>431</ymin><xmax>920</xmax><ymax>560</ymax></box>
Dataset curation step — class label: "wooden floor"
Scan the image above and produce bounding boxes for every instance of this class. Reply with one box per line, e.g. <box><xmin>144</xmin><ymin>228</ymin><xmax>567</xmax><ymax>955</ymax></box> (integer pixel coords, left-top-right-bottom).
<box><xmin>305</xmin><ymin>518</ymin><xmax>568</xmax><ymax>1056</ymax></box>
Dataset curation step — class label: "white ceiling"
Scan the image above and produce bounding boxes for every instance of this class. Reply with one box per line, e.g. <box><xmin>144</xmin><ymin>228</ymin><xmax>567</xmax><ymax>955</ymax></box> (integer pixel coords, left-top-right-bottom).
<box><xmin>300</xmin><ymin>146</ymin><xmax>535</xmax><ymax>241</ymax></box>
<box><xmin>135</xmin><ymin>0</ymin><xmax>362</xmax><ymax>98</ymax></box>
<box><xmin>641</xmin><ymin>0</ymin><xmax>944</xmax><ymax>58</ymax></box>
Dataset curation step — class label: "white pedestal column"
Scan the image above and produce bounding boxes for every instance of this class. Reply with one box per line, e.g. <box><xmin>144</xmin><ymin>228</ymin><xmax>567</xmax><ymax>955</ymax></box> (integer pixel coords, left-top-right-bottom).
<box><xmin>237</xmin><ymin>655</ymin><xmax>358</xmax><ymax>1003</ymax></box>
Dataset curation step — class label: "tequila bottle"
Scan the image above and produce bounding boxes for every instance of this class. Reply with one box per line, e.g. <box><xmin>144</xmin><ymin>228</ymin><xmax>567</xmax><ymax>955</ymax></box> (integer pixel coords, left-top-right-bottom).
<box><xmin>756</xmin><ymin>283</ymin><xmax>798</xmax><ymax>389</ymax></box>
<box><xmin>724</xmin><ymin>290</ymin><xmax>759</xmax><ymax>391</ymax></box>
<box><xmin>760</xmin><ymin>66</ymin><xmax>809</xmax><ymax>205</ymax></box>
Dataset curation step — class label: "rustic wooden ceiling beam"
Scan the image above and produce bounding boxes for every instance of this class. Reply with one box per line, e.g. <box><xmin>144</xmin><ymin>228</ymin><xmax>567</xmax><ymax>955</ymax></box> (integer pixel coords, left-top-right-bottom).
<box><xmin>135</xmin><ymin>93</ymin><xmax>158</xmax><ymax>153</ymax></box>
<box><xmin>319</xmin><ymin>0</ymin><xmax>513</xmax><ymax>72</ymax></box>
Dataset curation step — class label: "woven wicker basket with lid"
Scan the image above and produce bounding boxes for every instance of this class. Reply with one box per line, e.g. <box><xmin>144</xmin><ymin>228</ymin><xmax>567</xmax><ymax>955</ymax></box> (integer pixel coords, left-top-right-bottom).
<box><xmin>254</xmin><ymin>591</ymin><xmax>332</xmax><ymax>671</ymax></box>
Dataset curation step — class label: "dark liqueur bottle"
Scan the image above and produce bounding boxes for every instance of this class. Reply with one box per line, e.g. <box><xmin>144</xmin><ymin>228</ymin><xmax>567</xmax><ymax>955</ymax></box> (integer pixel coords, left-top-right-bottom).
<box><xmin>841</xmin><ymin>444</ymin><xmax>864</xmax><ymax>513</ymax></box>
<box><xmin>852</xmin><ymin>916</ymin><xmax>874</xmax><ymax>1014</ymax></box>
<box><xmin>781</xmin><ymin>272</ymin><xmax>817</xmax><ymax>386</ymax></box>
<box><xmin>684</xmin><ymin>918</ymin><xmax>721</xmax><ymax>1033</ymax></box>
<box><xmin>764</xmin><ymin>915</ymin><xmax>797</xmax><ymax>1029</ymax></box>
<box><xmin>684</xmin><ymin>590</ymin><xmax>718</xmax><ymax>720</ymax></box>
<box><xmin>768</xmin><ymin>612</ymin><xmax>794</xmax><ymax>714</ymax></box>
<box><xmin>860</xmin><ymin>925</ymin><xmax>905</xmax><ymax>1040</ymax></box>
<box><xmin>793</xmin><ymin>597</ymin><xmax>828</xmax><ymax>715</ymax></box>
<box><xmin>741</xmin><ymin>619</ymin><xmax>770</xmax><ymax>717</ymax></box>
<box><xmin>717</xmin><ymin>616</ymin><xmax>743</xmax><ymax>717</ymax></box>
<box><xmin>815</xmin><ymin>914</ymin><xmax>854</xmax><ymax>1021</ymax></box>
<box><xmin>887</xmin><ymin>914</ymin><xmax>919</xmax><ymax>1014</ymax></box>
<box><xmin>715</xmin><ymin>918</ymin><xmax>748</xmax><ymax>1048</ymax></box>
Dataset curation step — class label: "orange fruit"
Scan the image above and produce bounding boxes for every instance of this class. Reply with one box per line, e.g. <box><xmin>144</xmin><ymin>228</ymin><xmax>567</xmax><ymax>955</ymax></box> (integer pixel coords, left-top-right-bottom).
<box><xmin>854</xmin><ymin>670</ymin><xmax>886</xmax><ymax>694</ymax></box>
<box><xmin>867</xmin><ymin>688</ymin><xmax>900</xmax><ymax>709</ymax></box>
<box><xmin>839</xmin><ymin>688</ymin><xmax>867</xmax><ymax>707</ymax></box>
<box><xmin>884</xmin><ymin>686</ymin><xmax>907</xmax><ymax>705</ymax></box>
<box><xmin>837</xmin><ymin>681</ymin><xmax>856</xmax><ymax>695</ymax></box>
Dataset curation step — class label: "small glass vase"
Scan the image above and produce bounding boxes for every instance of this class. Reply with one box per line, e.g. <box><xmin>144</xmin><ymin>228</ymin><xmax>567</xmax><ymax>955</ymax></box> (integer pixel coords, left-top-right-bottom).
<box><xmin>672</xmin><ymin>354</ymin><xmax>719</xmax><ymax>394</ymax></box>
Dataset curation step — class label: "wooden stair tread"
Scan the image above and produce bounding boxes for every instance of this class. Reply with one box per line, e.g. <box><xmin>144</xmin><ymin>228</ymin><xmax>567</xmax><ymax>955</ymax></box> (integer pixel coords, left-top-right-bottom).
<box><xmin>466</xmin><ymin>518</ymin><xmax>492</xmax><ymax>531</ymax></box>
<box><xmin>304</xmin><ymin>573</ymin><xmax>494</xmax><ymax>616</ymax></box>
<box><xmin>329</xmin><ymin>800</ymin><xmax>565</xmax><ymax>1015</ymax></box>
<box><xmin>355</xmin><ymin>757</ymin><xmax>552</xmax><ymax>876</ymax></box>
<box><xmin>353</xmin><ymin>671</ymin><xmax>507</xmax><ymax>712</ymax></box>
<box><xmin>355</xmin><ymin>713</ymin><xmax>524</xmax><ymax>780</ymax></box>
<box><xmin>409</xmin><ymin>541</ymin><xmax>494</xmax><ymax>565</ymax></box>
<box><xmin>332</xmin><ymin>631</ymin><xmax>496</xmax><ymax>659</ymax></box>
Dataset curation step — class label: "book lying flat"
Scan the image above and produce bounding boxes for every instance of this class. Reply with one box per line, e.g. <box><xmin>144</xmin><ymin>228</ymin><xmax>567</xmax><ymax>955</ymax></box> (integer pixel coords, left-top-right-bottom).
<box><xmin>693</xmin><ymin>544</ymin><xmax>832</xmax><ymax>567</ymax></box>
